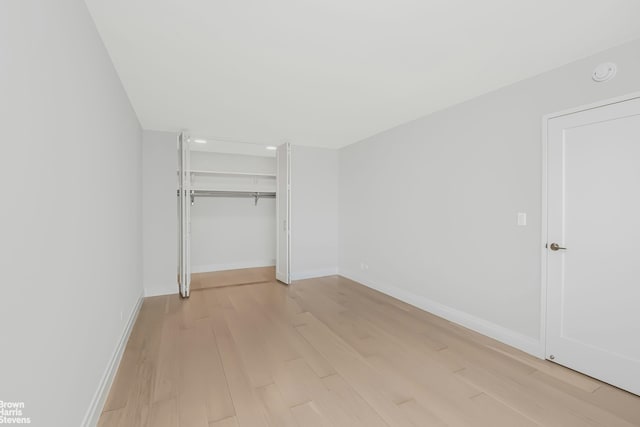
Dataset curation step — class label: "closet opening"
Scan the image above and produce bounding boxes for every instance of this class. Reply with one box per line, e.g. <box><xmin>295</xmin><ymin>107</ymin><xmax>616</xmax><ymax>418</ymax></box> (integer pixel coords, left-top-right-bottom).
<box><xmin>177</xmin><ymin>133</ymin><xmax>290</xmax><ymax>297</ymax></box>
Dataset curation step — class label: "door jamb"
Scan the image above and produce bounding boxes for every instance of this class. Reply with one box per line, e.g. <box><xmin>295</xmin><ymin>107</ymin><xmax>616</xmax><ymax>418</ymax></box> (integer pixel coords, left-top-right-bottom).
<box><xmin>539</xmin><ymin>91</ymin><xmax>640</xmax><ymax>360</ymax></box>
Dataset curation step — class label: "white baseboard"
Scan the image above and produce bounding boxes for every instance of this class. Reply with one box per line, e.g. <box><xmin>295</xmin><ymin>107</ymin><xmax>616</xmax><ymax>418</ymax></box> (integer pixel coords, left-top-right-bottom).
<box><xmin>340</xmin><ymin>270</ymin><xmax>544</xmax><ymax>358</ymax></box>
<box><xmin>291</xmin><ymin>267</ymin><xmax>339</xmax><ymax>281</ymax></box>
<box><xmin>191</xmin><ymin>259</ymin><xmax>275</xmax><ymax>274</ymax></box>
<box><xmin>82</xmin><ymin>294</ymin><xmax>144</xmax><ymax>427</ymax></box>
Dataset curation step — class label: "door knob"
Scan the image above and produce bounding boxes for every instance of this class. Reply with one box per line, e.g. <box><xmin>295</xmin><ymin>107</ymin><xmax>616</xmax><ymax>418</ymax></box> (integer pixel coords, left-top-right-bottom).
<box><xmin>549</xmin><ymin>243</ymin><xmax>567</xmax><ymax>251</ymax></box>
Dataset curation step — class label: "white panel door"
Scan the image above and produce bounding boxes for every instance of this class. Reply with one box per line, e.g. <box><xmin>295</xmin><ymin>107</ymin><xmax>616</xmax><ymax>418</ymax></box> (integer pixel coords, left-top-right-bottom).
<box><xmin>276</xmin><ymin>143</ymin><xmax>291</xmax><ymax>284</ymax></box>
<box><xmin>178</xmin><ymin>131</ymin><xmax>191</xmax><ymax>297</ymax></box>
<box><xmin>546</xmin><ymin>96</ymin><xmax>640</xmax><ymax>395</ymax></box>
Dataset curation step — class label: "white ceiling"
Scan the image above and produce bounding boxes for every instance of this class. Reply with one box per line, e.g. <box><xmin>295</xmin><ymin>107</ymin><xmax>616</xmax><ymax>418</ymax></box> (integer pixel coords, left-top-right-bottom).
<box><xmin>85</xmin><ymin>0</ymin><xmax>640</xmax><ymax>149</ymax></box>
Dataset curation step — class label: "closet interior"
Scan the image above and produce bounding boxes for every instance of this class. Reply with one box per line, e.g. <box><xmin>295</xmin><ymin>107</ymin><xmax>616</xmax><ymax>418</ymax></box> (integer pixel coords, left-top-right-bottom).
<box><xmin>177</xmin><ymin>134</ymin><xmax>290</xmax><ymax>297</ymax></box>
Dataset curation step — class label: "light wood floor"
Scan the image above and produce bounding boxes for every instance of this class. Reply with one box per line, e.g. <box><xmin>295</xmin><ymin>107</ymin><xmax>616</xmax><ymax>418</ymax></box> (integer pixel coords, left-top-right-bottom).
<box><xmin>99</xmin><ymin>275</ymin><xmax>640</xmax><ymax>427</ymax></box>
<box><xmin>191</xmin><ymin>267</ymin><xmax>275</xmax><ymax>291</ymax></box>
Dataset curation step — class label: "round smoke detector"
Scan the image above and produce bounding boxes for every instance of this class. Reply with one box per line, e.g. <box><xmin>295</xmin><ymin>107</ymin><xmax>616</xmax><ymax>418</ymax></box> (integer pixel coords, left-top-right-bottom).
<box><xmin>592</xmin><ymin>62</ymin><xmax>617</xmax><ymax>82</ymax></box>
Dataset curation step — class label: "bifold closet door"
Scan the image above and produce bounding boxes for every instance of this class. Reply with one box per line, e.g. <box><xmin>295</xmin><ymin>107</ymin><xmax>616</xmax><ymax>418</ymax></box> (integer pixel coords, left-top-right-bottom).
<box><xmin>276</xmin><ymin>143</ymin><xmax>291</xmax><ymax>284</ymax></box>
<box><xmin>177</xmin><ymin>131</ymin><xmax>191</xmax><ymax>297</ymax></box>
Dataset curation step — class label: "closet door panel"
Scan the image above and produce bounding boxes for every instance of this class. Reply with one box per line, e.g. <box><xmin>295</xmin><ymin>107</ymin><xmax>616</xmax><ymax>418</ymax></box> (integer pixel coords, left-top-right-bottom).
<box><xmin>276</xmin><ymin>143</ymin><xmax>291</xmax><ymax>284</ymax></box>
<box><xmin>178</xmin><ymin>131</ymin><xmax>192</xmax><ymax>297</ymax></box>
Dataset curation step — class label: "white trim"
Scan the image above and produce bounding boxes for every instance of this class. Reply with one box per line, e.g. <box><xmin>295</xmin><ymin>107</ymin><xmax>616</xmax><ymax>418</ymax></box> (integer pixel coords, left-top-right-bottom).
<box><xmin>539</xmin><ymin>114</ymin><xmax>549</xmax><ymax>359</ymax></box>
<box><xmin>82</xmin><ymin>294</ymin><xmax>144</xmax><ymax>427</ymax></box>
<box><xmin>288</xmin><ymin>143</ymin><xmax>292</xmax><ymax>284</ymax></box>
<box><xmin>539</xmin><ymin>91</ymin><xmax>640</xmax><ymax>362</ymax></box>
<box><xmin>542</xmin><ymin>91</ymin><xmax>640</xmax><ymax>121</ymax></box>
<box><xmin>291</xmin><ymin>268</ymin><xmax>339</xmax><ymax>281</ymax></box>
<box><xmin>191</xmin><ymin>260</ymin><xmax>275</xmax><ymax>274</ymax></box>
<box><xmin>341</xmin><ymin>270</ymin><xmax>543</xmax><ymax>357</ymax></box>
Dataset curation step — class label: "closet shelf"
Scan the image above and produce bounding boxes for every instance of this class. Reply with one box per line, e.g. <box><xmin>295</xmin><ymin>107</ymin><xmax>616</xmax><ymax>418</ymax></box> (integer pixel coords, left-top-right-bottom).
<box><xmin>189</xmin><ymin>170</ymin><xmax>276</xmax><ymax>178</ymax></box>
<box><xmin>191</xmin><ymin>186</ymin><xmax>276</xmax><ymax>193</ymax></box>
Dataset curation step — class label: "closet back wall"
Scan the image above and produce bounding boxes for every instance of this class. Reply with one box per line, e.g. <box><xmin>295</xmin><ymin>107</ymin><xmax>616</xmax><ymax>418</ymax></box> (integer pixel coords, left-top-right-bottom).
<box><xmin>191</xmin><ymin>198</ymin><xmax>276</xmax><ymax>272</ymax></box>
<box><xmin>190</xmin><ymin>152</ymin><xmax>276</xmax><ymax>273</ymax></box>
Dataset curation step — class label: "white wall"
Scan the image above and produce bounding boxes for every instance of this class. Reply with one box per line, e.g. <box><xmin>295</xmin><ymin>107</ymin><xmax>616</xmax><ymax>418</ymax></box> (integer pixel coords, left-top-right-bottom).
<box><xmin>190</xmin><ymin>152</ymin><xmax>276</xmax><ymax>272</ymax></box>
<box><xmin>191</xmin><ymin>151</ymin><xmax>276</xmax><ymax>173</ymax></box>
<box><xmin>143</xmin><ymin>130</ymin><xmax>178</xmax><ymax>296</ymax></box>
<box><xmin>191</xmin><ymin>197</ymin><xmax>276</xmax><ymax>272</ymax></box>
<box><xmin>338</xmin><ymin>38</ymin><xmax>640</xmax><ymax>356</ymax></box>
<box><xmin>0</xmin><ymin>1</ymin><xmax>143</xmax><ymax>426</ymax></box>
<box><xmin>291</xmin><ymin>146</ymin><xmax>339</xmax><ymax>280</ymax></box>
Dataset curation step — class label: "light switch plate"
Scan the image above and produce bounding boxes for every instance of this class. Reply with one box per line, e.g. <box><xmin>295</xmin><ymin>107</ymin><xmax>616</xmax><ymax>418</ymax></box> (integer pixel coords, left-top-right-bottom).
<box><xmin>517</xmin><ymin>212</ymin><xmax>527</xmax><ymax>226</ymax></box>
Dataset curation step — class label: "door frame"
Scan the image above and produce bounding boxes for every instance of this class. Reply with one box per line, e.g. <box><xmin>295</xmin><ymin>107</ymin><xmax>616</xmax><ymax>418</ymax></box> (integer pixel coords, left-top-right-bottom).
<box><xmin>539</xmin><ymin>91</ymin><xmax>640</xmax><ymax>359</ymax></box>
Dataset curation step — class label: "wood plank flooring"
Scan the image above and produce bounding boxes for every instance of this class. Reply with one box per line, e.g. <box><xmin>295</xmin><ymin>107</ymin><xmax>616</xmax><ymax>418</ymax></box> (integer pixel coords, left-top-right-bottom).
<box><xmin>190</xmin><ymin>267</ymin><xmax>275</xmax><ymax>291</ymax></box>
<box><xmin>99</xmin><ymin>275</ymin><xmax>640</xmax><ymax>427</ymax></box>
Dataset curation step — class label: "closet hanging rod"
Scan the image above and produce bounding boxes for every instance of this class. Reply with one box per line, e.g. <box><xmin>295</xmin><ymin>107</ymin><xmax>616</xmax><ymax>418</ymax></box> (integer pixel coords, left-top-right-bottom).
<box><xmin>191</xmin><ymin>190</ymin><xmax>275</xmax><ymax>197</ymax></box>
<box><xmin>176</xmin><ymin>190</ymin><xmax>276</xmax><ymax>197</ymax></box>
<box><xmin>179</xmin><ymin>190</ymin><xmax>276</xmax><ymax>206</ymax></box>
